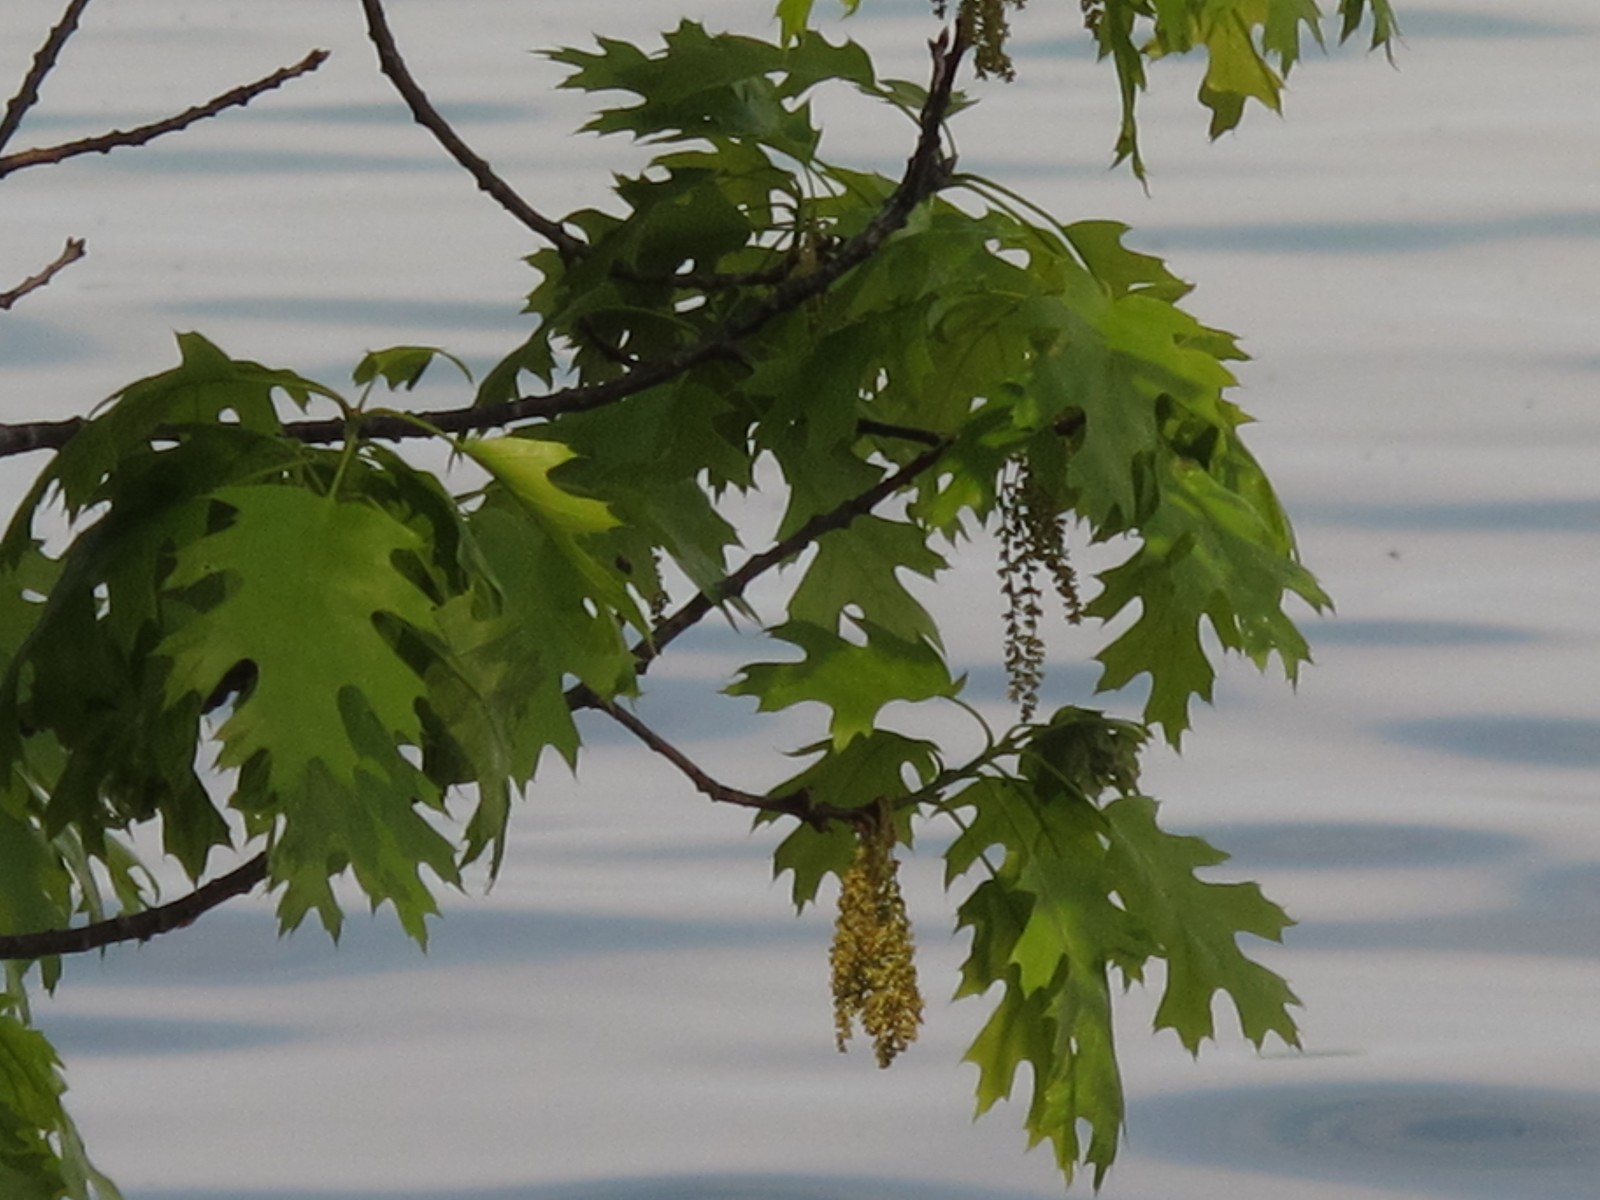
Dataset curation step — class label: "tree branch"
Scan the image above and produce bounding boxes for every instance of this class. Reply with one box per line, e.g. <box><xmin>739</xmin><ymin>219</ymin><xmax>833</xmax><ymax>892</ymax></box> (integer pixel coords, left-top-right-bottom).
<box><xmin>269</xmin><ymin>29</ymin><xmax>971</xmax><ymax>445</ymax></box>
<box><xmin>0</xmin><ymin>48</ymin><xmax>329</xmax><ymax>181</ymax></box>
<box><xmin>640</xmin><ymin>439</ymin><xmax>953</xmax><ymax>673</ymax></box>
<box><xmin>573</xmin><ymin>689</ymin><xmax>860</xmax><ymax>826</ymax></box>
<box><xmin>0</xmin><ymin>32</ymin><xmax>968</xmax><ymax>458</ymax></box>
<box><xmin>358</xmin><ymin>0</ymin><xmax>586</xmax><ymax>261</ymax></box>
<box><xmin>0</xmin><ymin>238</ymin><xmax>85</xmax><ymax>310</ymax></box>
<box><xmin>0</xmin><ymin>852</ymin><xmax>267</xmax><ymax>961</ymax></box>
<box><xmin>0</xmin><ymin>0</ymin><xmax>95</xmax><ymax>154</ymax></box>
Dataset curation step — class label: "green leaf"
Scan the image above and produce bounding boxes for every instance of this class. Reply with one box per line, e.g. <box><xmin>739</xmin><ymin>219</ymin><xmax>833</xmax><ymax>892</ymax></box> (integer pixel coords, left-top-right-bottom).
<box><xmin>265</xmin><ymin>695</ymin><xmax>460</xmax><ymax>944</ymax></box>
<box><xmin>1103</xmin><ymin>795</ymin><xmax>1300</xmax><ymax>1051</ymax></box>
<box><xmin>945</xmin><ymin>774</ymin><xmax>1138</xmax><ymax>1186</ymax></box>
<box><xmin>775</xmin><ymin>0</ymin><xmax>862</xmax><ymax>44</ymax></box>
<box><xmin>1338</xmin><ymin>0</ymin><xmax>1401</xmax><ymax>49</ymax></box>
<box><xmin>727</xmin><ymin>618</ymin><xmax>958</xmax><ymax>747</ymax></box>
<box><xmin>353</xmin><ymin>346</ymin><xmax>472</xmax><ymax>392</ymax></box>
<box><xmin>48</xmin><ymin>333</ymin><xmax>338</xmax><ymax>516</ymax></box>
<box><xmin>770</xmin><ymin>821</ymin><xmax>857</xmax><ymax>911</ymax></box>
<box><xmin>764</xmin><ymin>730</ymin><xmax>939</xmax><ymax>906</ymax></box>
<box><xmin>552</xmin><ymin>23</ymin><xmax>817</xmax><ymax>159</ymax></box>
<box><xmin>159</xmin><ymin>485</ymin><xmax>437</xmax><ymax>794</ymax></box>
<box><xmin>0</xmin><ymin>999</ymin><xmax>119</xmax><ymax>1199</ymax></box>
<box><xmin>0</xmin><ymin>804</ymin><xmax>70</xmax><ymax>945</ymax></box>
<box><xmin>775</xmin><ymin>0</ymin><xmax>818</xmax><ymax>44</ymax></box>
<box><xmin>460</xmin><ymin>436</ymin><xmax>648</xmax><ymax>638</ymax></box>
<box><xmin>462</xmin><ymin>437</ymin><xmax>619</xmax><ymax>538</ymax></box>
<box><xmin>787</xmin><ymin>516</ymin><xmax>945</xmax><ymax>647</ymax></box>
<box><xmin>155</xmin><ymin>482</ymin><xmax>459</xmax><ymax>937</ymax></box>
<box><xmin>428</xmin><ymin>482</ymin><xmax>651</xmax><ymax>876</ymax></box>
<box><xmin>1088</xmin><ymin>452</ymin><xmax>1329</xmax><ymax>743</ymax></box>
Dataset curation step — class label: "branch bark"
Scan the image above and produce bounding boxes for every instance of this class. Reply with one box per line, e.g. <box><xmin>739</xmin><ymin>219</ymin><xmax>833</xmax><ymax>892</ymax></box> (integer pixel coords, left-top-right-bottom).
<box><xmin>0</xmin><ymin>852</ymin><xmax>267</xmax><ymax>961</ymax></box>
<box><xmin>0</xmin><ymin>238</ymin><xmax>85</xmax><ymax>310</ymax></box>
<box><xmin>575</xmin><ymin>690</ymin><xmax>862</xmax><ymax>826</ymax></box>
<box><xmin>0</xmin><ymin>48</ymin><xmax>329</xmax><ymax>180</ymax></box>
<box><xmin>359</xmin><ymin>0</ymin><xmax>586</xmax><ymax>260</ymax></box>
<box><xmin>0</xmin><ymin>0</ymin><xmax>96</xmax><ymax>154</ymax></box>
<box><xmin>639</xmin><ymin>439</ymin><xmax>952</xmax><ymax>673</ymax></box>
<box><xmin>0</xmin><ymin>32</ymin><xmax>969</xmax><ymax>459</ymax></box>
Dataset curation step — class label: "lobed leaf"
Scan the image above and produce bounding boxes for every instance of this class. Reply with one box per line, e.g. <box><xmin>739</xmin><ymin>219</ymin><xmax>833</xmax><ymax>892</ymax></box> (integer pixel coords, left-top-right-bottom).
<box><xmin>727</xmin><ymin>618</ymin><xmax>958</xmax><ymax>747</ymax></box>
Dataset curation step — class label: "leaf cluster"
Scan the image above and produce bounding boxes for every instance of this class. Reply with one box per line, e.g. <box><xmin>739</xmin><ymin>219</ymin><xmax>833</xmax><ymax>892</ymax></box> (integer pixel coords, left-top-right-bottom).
<box><xmin>0</xmin><ymin>3</ymin><xmax>1396</xmax><ymax>1191</ymax></box>
<box><xmin>790</xmin><ymin>0</ymin><xmax>1400</xmax><ymax>177</ymax></box>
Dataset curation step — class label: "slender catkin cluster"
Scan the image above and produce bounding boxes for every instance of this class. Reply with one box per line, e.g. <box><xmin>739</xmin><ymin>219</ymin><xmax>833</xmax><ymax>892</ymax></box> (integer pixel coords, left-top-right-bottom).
<box><xmin>830</xmin><ymin>808</ymin><xmax>923</xmax><ymax>1068</ymax></box>
<box><xmin>997</xmin><ymin>455</ymin><xmax>1083</xmax><ymax>721</ymax></box>
<box><xmin>933</xmin><ymin>0</ymin><xmax>1025</xmax><ymax>80</ymax></box>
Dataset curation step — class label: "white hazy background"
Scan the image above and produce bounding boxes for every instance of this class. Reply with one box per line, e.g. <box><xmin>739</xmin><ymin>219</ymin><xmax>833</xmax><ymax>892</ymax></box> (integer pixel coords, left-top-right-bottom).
<box><xmin>1</xmin><ymin>1</ymin><xmax>1597</xmax><ymax>1198</ymax></box>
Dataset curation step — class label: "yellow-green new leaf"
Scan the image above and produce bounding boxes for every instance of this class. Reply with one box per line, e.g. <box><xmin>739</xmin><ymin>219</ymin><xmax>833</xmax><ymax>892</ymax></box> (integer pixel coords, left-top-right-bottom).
<box><xmin>463</xmin><ymin>438</ymin><xmax>620</xmax><ymax>538</ymax></box>
<box><xmin>462</xmin><ymin>437</ymin><xmax>648</xmax><ymax>637</ymax></box>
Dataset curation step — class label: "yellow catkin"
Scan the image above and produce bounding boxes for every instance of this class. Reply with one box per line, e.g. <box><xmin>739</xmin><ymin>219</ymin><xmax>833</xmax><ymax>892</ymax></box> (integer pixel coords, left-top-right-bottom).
<box><xmin>997</xmin><ymin>454</ymin><xmax>1083</xmax><ymax>720</ymax></box>
<box><xmin>829</xmin><ymin>809</ymin><xmax>924</xmax><ymax>1068</ymax></box>
<box><xmin>932</xmin><ymin>0</ymin><xmax>1025</xmax><ymax>80</ymax></box>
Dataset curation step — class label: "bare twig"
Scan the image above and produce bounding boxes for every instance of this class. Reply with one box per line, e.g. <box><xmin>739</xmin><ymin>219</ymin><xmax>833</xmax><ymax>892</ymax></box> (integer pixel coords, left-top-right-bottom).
<box><xmin>0</xmin><ymin>416</ymin><xmax>81</xmax><ymax>456</ymax></box>
<box><xmin>638</xmin><ymin>439</ymin><xmax>953</xmax><ymax>673</ymax></box>
<box><xmin>0</xmin><ymin>32</ymin><xmax>968</xmax><ymax>457</ymax></box>
<box><xmin>573</xmin><ymin>689</ymin><xmax>859</xmax><ymax>825</ymax></box>
<box><xmin>0</xmin><ymin>238</ymin><xmax>86</xmax><ymax>310</ymax></box>
<box><xmin>279</xmin><ymin>29</ymin><xmax>971</xmax><ymax>444</ymax></box>
<box><xmin>0</xmin><ymin>852</ymin><xmax>267</xmax><ymax>960</ymax></box>
<box><xmin>0</xmin><ymin>48</ymin><xmax>329</xmax><ymax>181</ymax></box>
<box><xmin>358</xmin><ymin>0</ymin><xmax>586</xmax><ymax>260</ymax></box>
<box><xmin>0</xmin><ymin>0</ymin><xmax>96</xmax><ymax>154</ymax></box>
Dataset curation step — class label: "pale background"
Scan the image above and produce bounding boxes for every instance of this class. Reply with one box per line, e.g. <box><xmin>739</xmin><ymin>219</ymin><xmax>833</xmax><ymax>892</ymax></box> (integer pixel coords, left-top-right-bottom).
<box><xmin>1</xmin><ymin>1</ymin><xmax>1597</xmax><ymax>1197</ymax></box>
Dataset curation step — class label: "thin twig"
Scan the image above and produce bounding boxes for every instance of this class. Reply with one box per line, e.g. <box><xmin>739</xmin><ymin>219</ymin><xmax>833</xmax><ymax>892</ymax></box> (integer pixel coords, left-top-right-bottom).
<box><xmin>0</xmin><ymin>0</ymin><xmax>96</xmax><ymax>154</ymax></box>
<box><xmin>0</xmin><ymin>48</ymin><xmax>329</xmax><ymax>180</ymax></box>
<box><xmin>0</xmin><ymin>238</ymin><xmax>86</xmax><ymax>310</ymax></box>
<box><xmin>610</xmin><ymin>259</ymin><xmax>797</xmax><ymax>291</ymax></box>
<box><xmin>574</xmin><ymin>689</ymin><xmax>857</xmax><ymax>825</ymax></box>
<box><xmin>0</xmin><ymin>852</ymin><xmax>267</xmax><ymax>961</ymax></box>
<box><xmin>640</xmin><ymin>439</ymin><xmax>953</xmax><ymax>671</ymax></box>
<box><xmin>0</xmin><ymin>411</ymin><xmax>948</xmax><ymax>462</ymax></box>
<box><xmin>0</xmin><ymin>417</ymin><xmax>80</xmax><ymax>457</ymax></box>
<box><xmin>358</xmin><ymin>0</ymin><xmax>586</xmax><ymax>260</ymax></box>
<box><xmin>0</xmin><ymin>33</ymin><xmax>967</xmax><ymax>457</ymax></box>
<box><xmin>289</xmin><ymin>29</ymin><xmax>971</xmax><ymax>444</ymax></box>
<box><xmin>858</xmin><ymin>417</ymin><xmax>946</xmax><ymax>447</ymax></box>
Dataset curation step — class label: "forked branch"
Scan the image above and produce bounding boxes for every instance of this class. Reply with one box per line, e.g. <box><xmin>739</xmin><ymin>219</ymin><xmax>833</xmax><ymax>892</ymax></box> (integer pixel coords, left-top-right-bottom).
<box><xmin>0</xmin><ymin>30</ymin><xmax>969</xmax><ymax>459</ymax></box>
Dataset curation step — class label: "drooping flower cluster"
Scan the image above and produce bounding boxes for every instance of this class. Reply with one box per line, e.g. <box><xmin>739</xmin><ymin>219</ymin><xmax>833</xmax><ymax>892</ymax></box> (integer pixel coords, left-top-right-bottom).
<box><xmin>932</xmin><ymin>0</ymin><xmax>1024</xmax><ymax>80</ymax></box>
<box><xmin>830</xmin><ymin>807</ymin><xmax>923</xmax><ymax>1068</ymax></box>
<box><xmin>997</xmin><ymin>454</ymin><xmax>1084</xmax><ymax>720</ymax></box>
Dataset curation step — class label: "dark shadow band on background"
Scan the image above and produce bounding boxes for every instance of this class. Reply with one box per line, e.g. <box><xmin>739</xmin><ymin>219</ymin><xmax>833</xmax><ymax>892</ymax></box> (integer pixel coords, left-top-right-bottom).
<box><xmin>1277</xmin><ymin>859</ymin><xmax>1600</xmax><ymax>960</ymax></box>
<box><xmin>1306</xmin><ymin>618</ymin><xmax>1536</xmax><ymax>648</ymax></box>
<box><xmin>1298</xmin><ymin>498</ymin><xmax>1600</xmax><ymax>534</ymax></box>
<box><xmin>61</xmin><ymin>907</ymin><xmax>817</xmax><ymax>991</ymax></box>
<box><xmin>128</xmin><ymin>1174</ymin><xmax>1054</xmax><ymax>1200</ymax></box>
<box><xmin>163</xmin><ymin>296</ymin><xmax>528</xmax><ymax>332</ymax></box>
<box><xmin>1131</xmin><ymin>1081</ymin><xmax>1600</xmax><ymax>1199</ymax></box>
<box><xmin>33</xmin><ymin>1013</ymin><xmax>297</xmax><ymax>1058</ymax></box>
<box><xmin>0</xmin><ymin>316</ymin><xmax>100</xmax><ymax>369</ymax></box>
<box><xmin>1141</xmin><ymin>210</ymin><xmax>1600</xmax><ymax>256</ymax></box>
<box><xmin>1383</xmin><ymin>716</ymin><xmax>1600</xmax><ymax>769</ymax></box>
<box><xmin>1187</xmin><ymin>821</ymin><xmax>1524</xmax><ymax>871</ymax></box>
